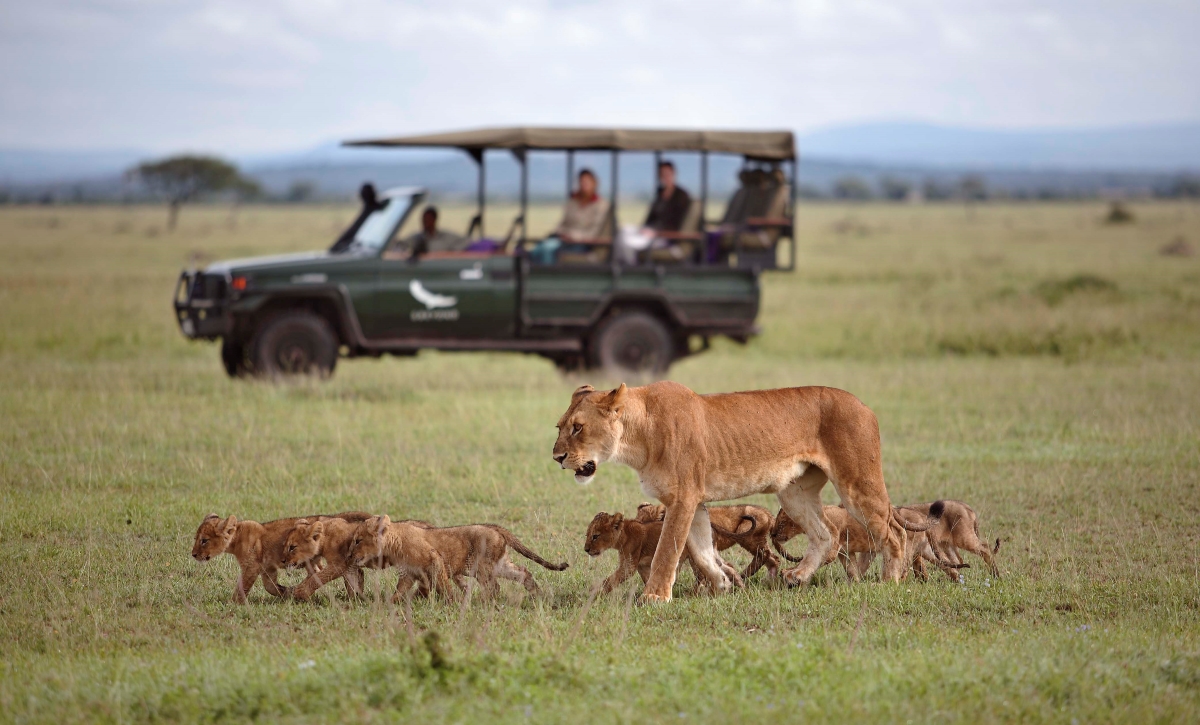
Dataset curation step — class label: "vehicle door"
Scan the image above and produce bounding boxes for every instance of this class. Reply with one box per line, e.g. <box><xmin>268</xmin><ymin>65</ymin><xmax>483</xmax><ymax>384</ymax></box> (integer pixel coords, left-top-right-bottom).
<box><xmin>370</xmin><ymin>253</ymin><xmax>516</xmax><ymax>341</ymax></box>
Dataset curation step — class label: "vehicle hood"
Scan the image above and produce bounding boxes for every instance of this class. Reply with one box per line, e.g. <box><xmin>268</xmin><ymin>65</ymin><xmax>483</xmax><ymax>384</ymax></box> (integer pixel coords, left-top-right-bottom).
<box><xmin>204</xmin><ymin>251</ymin><xmax>334</xmax><ymax>275</ymax></box>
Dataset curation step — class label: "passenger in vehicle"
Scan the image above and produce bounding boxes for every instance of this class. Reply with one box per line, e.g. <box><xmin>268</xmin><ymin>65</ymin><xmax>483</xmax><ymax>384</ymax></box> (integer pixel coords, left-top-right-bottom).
<box><xmin>554</xmin><ymin>169</ymin><xmax>611</xmax><ymax>242</ymax></box>
<box><xmin>401</xmin><ymin>206</ymin><xmax>468</xmax><ymax>256</ymax></box>
<box><xmin>532</xmin><ymin>169</ymin><xmax>611</xmax><ymax>264</ymax></box>
<box><xmin>644</xmin><ymin>161</ymin><xmax>691</xmax><ymax>232</ymax></box>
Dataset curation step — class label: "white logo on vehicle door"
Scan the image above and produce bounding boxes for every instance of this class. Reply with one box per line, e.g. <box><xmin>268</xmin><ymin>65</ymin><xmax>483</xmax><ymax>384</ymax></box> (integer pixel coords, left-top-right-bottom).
<box><xmin>409</xmin><ymin>280</ymin><xmax>459</xmax><ymax>321</ymax></box>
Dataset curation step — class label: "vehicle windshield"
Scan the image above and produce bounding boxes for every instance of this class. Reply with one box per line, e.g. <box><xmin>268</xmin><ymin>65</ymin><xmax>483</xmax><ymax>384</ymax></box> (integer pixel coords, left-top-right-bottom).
<box><xmin>346</xmin><ymin>193</ymin><xmax>417</xmax><ymax>253</ymax></box>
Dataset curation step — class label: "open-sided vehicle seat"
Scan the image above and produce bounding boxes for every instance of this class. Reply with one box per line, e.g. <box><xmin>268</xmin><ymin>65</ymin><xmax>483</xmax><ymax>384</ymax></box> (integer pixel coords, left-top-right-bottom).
<box><xmin>645</xmin><ymin>199</ymin><xmax>704</xmax><ymax>264</ymax></box>
<box><xmin>556</xmin><ymin>213</ymin><xmax>614</xmax><ymax>264</ymax></box>
<box><xmin>716</xmin><ymin>168</ymin><xmax>791</xmax><ymax>262</ymax></box>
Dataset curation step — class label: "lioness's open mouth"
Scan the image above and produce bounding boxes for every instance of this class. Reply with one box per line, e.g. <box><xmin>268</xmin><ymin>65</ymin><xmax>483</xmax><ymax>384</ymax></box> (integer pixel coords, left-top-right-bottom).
<box><xmin>576</xmin><ymin>461</ymin><xmax>596</xmax><ymax>478</ymax></box>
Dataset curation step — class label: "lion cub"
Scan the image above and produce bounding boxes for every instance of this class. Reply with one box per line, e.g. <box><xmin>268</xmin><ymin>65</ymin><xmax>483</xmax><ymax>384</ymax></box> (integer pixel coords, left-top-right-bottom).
<box><xmin>280</xmin><ymin>517</ymin><xmax>431</xmax><ymax>601</ymax></box>
<box><xmin>895</xmin><ymin>500</ymin><xmax>1000</xmax><ymax>579</ymax></box>
<box><xmin>350</xmin><ymin>515</ymin><xmax>568</xmax><ymax>603</ymax></box>
<box><xmin>636</xmin><ymin>502</ymin><xmax>780</xmax><ymax>580</ymax></box>
<box><xmin>191</xmin><ymin>511</ymin><xmax>371</xmax><ymax>603</ymax></box>
<box><xmin>585</xmin><ymin>511</ymin><xmax>744</xmax><ymax>595</ymax></box>
<box><xmin>770</xmin><ymin>502</ymin><xmax>946</xmax><ymax>582</ymax></box>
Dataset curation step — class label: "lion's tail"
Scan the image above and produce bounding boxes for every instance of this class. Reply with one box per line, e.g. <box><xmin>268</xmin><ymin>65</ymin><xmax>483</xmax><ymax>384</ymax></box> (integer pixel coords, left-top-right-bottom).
<box><xmin>894</xmin><ymin>500</ymin><xmax>945</xmax><ymax>532</ymax></box>
<box><xmin>770</xmin><ymin>533</ymin><xmax>804</xmax><ymax>563</ymax></box>
<box><xmin>993</xmin><ymin>537</ymin><xmax>1002</xmax><ymax>555</ymax></box>
<box><xmin>489</xmin><ymin>526</ymin><xmax>569</xmax><ymax>571</ymax></box>
<box><xmin>710</xmin><ymin>515</ymin><xmax>758</xmax><ymax>541</ymax></box>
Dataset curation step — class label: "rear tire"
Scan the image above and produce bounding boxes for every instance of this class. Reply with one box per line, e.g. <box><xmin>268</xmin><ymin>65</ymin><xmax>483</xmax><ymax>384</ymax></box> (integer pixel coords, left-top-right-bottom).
<box><xmin>589</xmin><ymin>311</ymin><xmax>675</xmax><ymax>377</ymax></box>
<box><xmin>250</xmin><ymin>311</ymin><xmax>338</xmax><ymax>379</ymax></box>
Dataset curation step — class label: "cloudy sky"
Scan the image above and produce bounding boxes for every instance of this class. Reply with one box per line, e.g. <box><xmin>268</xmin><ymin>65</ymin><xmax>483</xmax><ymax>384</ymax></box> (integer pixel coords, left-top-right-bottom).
<box><xmin>1</xmin><ymin>0</ymin><xmax>1197</xmax><ymax>154</ymax></box>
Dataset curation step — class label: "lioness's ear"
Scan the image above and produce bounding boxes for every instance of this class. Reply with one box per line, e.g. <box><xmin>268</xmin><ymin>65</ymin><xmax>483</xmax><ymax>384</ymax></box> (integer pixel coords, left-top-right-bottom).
<box><xmin>203</xmin><ymin>513</ymin><xmax>220</xmax><ymax>523</ymax></box>
<box><xmin>612</xmin><ymin>512</ymin><xmax>624</xmax><ymax>529</ymax></box>
<box><xmin>572</xmin><ymin>384</ymin><xmax>595</xmax><ymax>399</ymax></box>
<box><xmin>376</xmin><ymin>515</ymin><xmax>391</xmax><ymax>536</ymax></box>
<box><xmin>605</xmin><ymin>383</ymin><xmax>628</xmax><ymax>415</ymax></box>
<box><xmin>220</xmin><ymin>515</ymin><xmax>238</xmax><ymax>534</ymax></box>
<box><xmin>310</xmin><ymin>521</ymin><xmax>325</xmax><ymax>539</ymax></box>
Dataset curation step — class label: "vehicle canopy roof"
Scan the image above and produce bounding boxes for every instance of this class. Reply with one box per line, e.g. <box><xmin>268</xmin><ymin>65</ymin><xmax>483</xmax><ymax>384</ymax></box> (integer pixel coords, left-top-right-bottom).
<box><xmin>344</xmin><ymin>126</ymin><xmax>795</xmax><ymax>161</ymax></box>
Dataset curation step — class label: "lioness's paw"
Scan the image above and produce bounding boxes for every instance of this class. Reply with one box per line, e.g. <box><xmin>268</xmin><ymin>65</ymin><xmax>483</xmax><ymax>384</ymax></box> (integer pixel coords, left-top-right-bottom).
<box><xmin>640</xmin><ymin>591</ymin><xmax>673</xmax><ymax>604</ymax></box>
<box><xmin>781</xmin><ymin>569</ymin><xmax>809</xmax><ymax>589</ymax></box>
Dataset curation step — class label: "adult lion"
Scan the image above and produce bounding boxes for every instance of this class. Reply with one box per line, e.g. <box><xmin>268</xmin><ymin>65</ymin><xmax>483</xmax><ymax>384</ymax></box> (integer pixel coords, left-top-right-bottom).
<box><xmin>553</xmin><ymin>381</ymin><xmax>906</xmax><ymax>602</ymax></box>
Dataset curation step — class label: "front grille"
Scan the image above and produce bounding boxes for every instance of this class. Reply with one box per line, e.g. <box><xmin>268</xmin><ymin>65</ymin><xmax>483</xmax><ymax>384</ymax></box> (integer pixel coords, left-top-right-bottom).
<box><xmin>190</xmin><ymin>273</ymin><xmax>227</xmax><ymax>300</ymax></box>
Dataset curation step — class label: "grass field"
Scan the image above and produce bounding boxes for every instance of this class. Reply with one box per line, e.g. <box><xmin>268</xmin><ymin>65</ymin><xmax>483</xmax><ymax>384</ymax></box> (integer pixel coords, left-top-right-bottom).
<box><xmin>1</xmin><ymin>200</ymin><xmax>1199</xmax><ymax>723</ymax></box>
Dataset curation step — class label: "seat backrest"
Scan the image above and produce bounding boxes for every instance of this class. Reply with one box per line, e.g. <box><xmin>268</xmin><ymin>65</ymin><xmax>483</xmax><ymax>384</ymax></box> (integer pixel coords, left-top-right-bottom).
<box><xmin>720</xmin><ymin>182</ymin><xmax>751</xmax><ymax>225</ymax></box>
<box><xmin>680</xmin><ymin>199</ymin><xmax>702</xmax><ymax>234</ymax></box>
<box><xmin>596</xmin><ymin>209</ymin><xmax>614</xmax><ymax>240</ymax></box>
<box><xmin>718</xmin><ymin>167</ymin><xmax>791</xmax><ymax>252</ymax></box>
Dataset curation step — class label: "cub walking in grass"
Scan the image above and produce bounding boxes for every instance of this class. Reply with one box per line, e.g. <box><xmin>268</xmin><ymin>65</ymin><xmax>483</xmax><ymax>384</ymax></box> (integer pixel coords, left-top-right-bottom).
<box><xmin>584</xmin><ymin>511</ymin><xmax>745</xmax><ymax>595</ymax></box>
<box><xmin>281</xmin><ymin>516</ymin><xmax>433</xmax><ymax>601</ymax></box>
<box><xmin>771</xmin><ymin>502</ymin><xmax>948</xmax><ymax>582</ymax></box>
<box><xmin>895</xmin><ymin>500</ymin><xmax>1001</xmax><ymax>579</ymax></box>
<box><xmin>636</xmin><ymin>502</ymin><xmax>781</xmax><ymax>581</ymax></box>
<box><xmin>350</xmin><ymin>515</ymin><xmax>568</xmax><ymax>603</ymax></box>
<box><xmin>191</xmin><ymin>511</ymin><xmax>371</xmax><ymax>603</ymax></box>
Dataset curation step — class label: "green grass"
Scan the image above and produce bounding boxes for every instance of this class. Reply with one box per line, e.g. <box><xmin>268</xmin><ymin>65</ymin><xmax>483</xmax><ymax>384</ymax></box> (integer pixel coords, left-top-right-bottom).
<box><xmin>1</xmin><ymin>201</ymin><xmax>1199</xmax><ymax>723</ymax></box>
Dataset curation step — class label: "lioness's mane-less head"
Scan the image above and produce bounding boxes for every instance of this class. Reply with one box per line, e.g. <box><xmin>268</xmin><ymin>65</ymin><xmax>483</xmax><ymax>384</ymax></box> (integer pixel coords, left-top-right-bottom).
<box><xmin>192</xmin><ymin>513</ymin><xmax>237</xmax><ymax>562</ymax></box>
<box><xmin>349</xmin><ymin>515</ymin><xmax>390</xmax><ymax>567</ymax></box>
<box><xmin>584</xmin><ymin>512</ymin><xmax>625</xmax><ymax>556</ymax></box>
<box><xmin>283</xmin><ymin>519</ymin><xmax>324</xmax><ymax>567</ymax></box>
<box><xmin>553</xmin><ymin>384</ymin><xmax>628</xmax><ymax>485</ymax></box>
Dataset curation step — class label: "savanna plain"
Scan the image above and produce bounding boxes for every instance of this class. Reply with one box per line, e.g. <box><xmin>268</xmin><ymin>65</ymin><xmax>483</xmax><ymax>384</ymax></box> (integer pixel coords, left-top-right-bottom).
<box><xmin>1</xmin><ymin>200</ymin><xmax>1198</xmax><ymax>723</ymax></box>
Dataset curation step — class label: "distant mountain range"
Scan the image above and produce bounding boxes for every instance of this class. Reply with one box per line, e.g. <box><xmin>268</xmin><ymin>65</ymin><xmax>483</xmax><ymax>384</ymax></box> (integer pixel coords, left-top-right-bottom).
<box><xmin>3</xmin><ymin>121</ymin><xmax>1198</xmax><ymax>200</ymax></box>
<box><xmin>797</xmin><ymin>121</ymin><xmax>1200</xmax><ymax>170</ymax></box>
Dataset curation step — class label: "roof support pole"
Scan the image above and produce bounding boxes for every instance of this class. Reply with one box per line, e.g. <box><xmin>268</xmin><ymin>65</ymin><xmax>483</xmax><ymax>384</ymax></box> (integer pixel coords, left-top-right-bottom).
<box><xmin>788</xmin><ymin>157</ymin><xmax>798</xmax><ymax>271</ymax></box>
<box><xmin>465</xmin><ymin>148</ymin><xmax>486</xmax><ymax>239</ymax></box>
<box><xmin>610</xmin><ymin>149</ymin><xmax>619</xmax><ymax>234</ymax></box>
<box><xmin>700</xmin><ymin>150</ymin><xmax>708</xmax><ymax>230</ymax></box>
<box><xmin>566</xmin><ymin>149</ymin><xmax>574</xmax><ymax>195</ymax></box>
<box><xmin>513</xmin><ymin>148</ymin><xmax>528</xmax><ymax>245</ymax></box>
<box><xmin>611</xmin><ymin>149</ymin><xmax>620</xmax><ymax>270</ymax></box>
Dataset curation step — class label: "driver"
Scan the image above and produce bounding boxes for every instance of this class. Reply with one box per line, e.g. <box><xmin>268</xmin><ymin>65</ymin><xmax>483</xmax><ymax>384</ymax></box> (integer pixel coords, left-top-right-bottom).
<box><xmin>402</xmin><ymin>206</ymin><xmax>467</xmax><ymax>255</ymax></box>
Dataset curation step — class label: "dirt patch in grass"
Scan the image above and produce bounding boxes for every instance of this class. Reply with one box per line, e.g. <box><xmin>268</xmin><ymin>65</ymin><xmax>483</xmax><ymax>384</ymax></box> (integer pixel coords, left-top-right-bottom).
<box><xmin>1033</xmin><ymin>274</ymin><xmax>1120</xmax><ymax>306</ymax></box>
<box><xmin>936</xmin><ymin>325</ymin><xmax>1135</xmax><ymax>359</ymax></box>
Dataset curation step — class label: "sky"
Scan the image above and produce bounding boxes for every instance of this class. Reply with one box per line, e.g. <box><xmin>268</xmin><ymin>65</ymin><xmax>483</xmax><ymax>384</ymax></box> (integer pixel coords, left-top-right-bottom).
<box><xmin>1</xmin><ymin>0</ymin><xmax>1198</xmax><ymax>154</ymax></box>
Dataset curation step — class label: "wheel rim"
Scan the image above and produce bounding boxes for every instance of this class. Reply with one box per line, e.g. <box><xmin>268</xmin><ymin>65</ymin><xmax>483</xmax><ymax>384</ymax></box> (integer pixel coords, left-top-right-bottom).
<box><xmin>274</xmin><ymin>335</ymin><xmax>316</xmax><ymax>374</ymax></box>
<box><xmin>614</xmin><ymin>332</ymin><xmax>660</xmax><ymax>372</ymax></box>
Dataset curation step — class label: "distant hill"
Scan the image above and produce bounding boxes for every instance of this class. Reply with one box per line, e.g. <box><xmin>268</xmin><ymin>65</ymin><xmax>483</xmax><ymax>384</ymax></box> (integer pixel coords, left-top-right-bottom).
<box><xmin>796</xmin><ymin>121</ymin><xmax>1200</xmax><ymax>171</ymax></box>
<box><xmin>3</xmin><ymin>121</ymin><xmax>1198</xmax><ymax>201</ymax></box>
<box><xmin>0</xmin><ymin>148</ymin><xmax>145</xmax><ymax>185</ymax></box>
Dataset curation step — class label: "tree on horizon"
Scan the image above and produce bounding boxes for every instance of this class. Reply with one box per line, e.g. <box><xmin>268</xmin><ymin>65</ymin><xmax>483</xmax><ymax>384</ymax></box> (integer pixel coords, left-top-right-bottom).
<box><xmin>127</xmin><ymin>155</ymin><xmax>259</xmax><ymax>230</ymax></box>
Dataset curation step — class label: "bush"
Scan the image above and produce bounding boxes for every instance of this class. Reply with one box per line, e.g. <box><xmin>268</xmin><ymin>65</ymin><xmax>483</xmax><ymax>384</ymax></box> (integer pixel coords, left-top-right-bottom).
<box><xmin>1105</xmin><ymin>201</ymin><xmax>1135</xmax><ymax>224</ymax></box>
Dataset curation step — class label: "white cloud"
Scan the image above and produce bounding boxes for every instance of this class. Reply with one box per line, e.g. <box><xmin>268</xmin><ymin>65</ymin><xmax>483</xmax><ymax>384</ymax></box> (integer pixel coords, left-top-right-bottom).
<box><xmin>0</xmin><ymin>0</ymin><xmax>1196</xmax><ymax>153</ymax></box>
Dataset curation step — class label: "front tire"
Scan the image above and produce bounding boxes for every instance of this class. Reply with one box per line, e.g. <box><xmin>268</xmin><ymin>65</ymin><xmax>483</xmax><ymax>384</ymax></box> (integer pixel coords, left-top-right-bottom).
<box><xmin>220</xmin><ymin>338</ymin><xmax>247</xmax><ymax>377</ymax></box>
<box><xmin>250</xmin><ymin>311</ymin><xmax>338</xmax><ymax>379</ymax></box>
<box><xmin>589</xmin><ymin>310</ymin><xmax>675</xmax><ymax>377</ymax></box>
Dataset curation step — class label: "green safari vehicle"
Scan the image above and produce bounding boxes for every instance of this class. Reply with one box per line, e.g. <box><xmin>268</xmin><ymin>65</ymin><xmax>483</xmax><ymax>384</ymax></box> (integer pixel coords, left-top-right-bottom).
<box><xmin>173</xmin><ymin>126</ymin><xmax>797</xmax><ymax>378</ymax></box>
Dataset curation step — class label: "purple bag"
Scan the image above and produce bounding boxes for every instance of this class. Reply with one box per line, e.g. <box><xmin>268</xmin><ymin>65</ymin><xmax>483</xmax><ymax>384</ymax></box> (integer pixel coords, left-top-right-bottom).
<box><xmin>465</xmin><ymin>238</ymin><xmax>500</xmax><ymax>253</ymax></box>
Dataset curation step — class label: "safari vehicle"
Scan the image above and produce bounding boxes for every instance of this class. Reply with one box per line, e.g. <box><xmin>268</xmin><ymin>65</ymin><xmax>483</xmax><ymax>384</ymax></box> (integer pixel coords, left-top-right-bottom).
<box><xmin>173</xmin><ymin>127</ymin><xmax>797</xmax><ymax>378</ymax></box>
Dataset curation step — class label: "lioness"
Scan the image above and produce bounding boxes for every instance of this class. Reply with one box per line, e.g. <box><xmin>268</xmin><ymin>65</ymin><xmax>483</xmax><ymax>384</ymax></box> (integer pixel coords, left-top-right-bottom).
<box><xmin>191</xmin><ymin>511</ymin><xmax>371</xmax><ymax>603</ymax></box>
<box><xmin>771</xmin><ymin>502</ymin><xmax>948</xmax><ymax>581</ymax></box>
<box><xmin>281</xmin><ymin>517</ymin><xmax>433</xmax><ymax>601</ymax></box>
<box><xmin>636</xmin><ymin>502</ymin><xmax>780</xmax><ymax>580</ymax></box>
<box><xmin>554</xmin><ymin>382</ymin><xmax>909</xmax><ymax>602</ymax></box>
<box><xmin>350</xmin><ymin>515</ymin><xmax>568</xmax><ymax>603</ymax></box>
